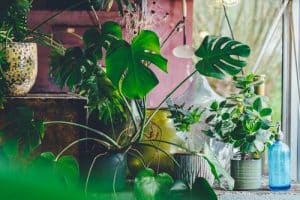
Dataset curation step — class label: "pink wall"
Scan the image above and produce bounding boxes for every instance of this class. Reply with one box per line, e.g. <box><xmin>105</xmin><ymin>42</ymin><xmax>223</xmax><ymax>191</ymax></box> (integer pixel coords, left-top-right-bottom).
<box><xmin>28</xmin><ymin>0</ymin><xmax>194</xmax><ymax>107</ymax></box>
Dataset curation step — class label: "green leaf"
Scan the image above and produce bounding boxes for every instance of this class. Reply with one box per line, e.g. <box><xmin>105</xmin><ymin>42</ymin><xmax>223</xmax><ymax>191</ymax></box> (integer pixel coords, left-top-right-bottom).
<box><xmin>195</xmin><ymin>36</ymin><xmax>250</xmax><ymax>79</ymax></box>
<box><xmin>170</xmin><ymin>180</ymin><xmax>189</xmax><ymax>192</ymax></box>
<box><xmin>191</xmin><ymin>177</ymin><xmax>218</xmax><ymax>200</ymax></box>
<box><xmin>259</xmin><ymin>108</ymin><xmax>272</xmax><ymax>117</ymax></box>
<box><xmin>106</xmin><ymin>30</ymin><xmax>167</xmax><ymax>98</ymax></box>
<box><xmin>134</xmin><ymin>168</ymin><xmax>174</xmax><ymax>200</ymax></box>
<box><xmin>205</xmin><ymin>114</ymin><xmax>216</xmax><ymax>123</ymax></box>
<box><xmin>0</xmin><ymin>107</ymin><xmax>44</xmax><ymax>158</ymax></box>
<box><xmin>55</xmin><ymin>155</ymin><xmax>80</xmax><ymax>187</ymax></box>
<box><xmin>32</xmin><ymin>152</ymin><xmax>80</xmax><ymax>188</ymax></box>
<box><xmin>233</xmin><ymin>140</ymin><xmax>244</xmax><ymax>148</ymax></box>
<box><xmin>222</xmin><ymin>113</ymin><xmax>230</xmax><ymax>120</ymax></box>
<box><xmin>50</xmin><ymin>22</ymin><xmax>122</xmax><ymax>91</ymax></box>
<box><xmin>203</xmin><ymin>143</ymin><xmax>234</xmax><ymax>190</ymax></box>
<box><xmin>210</xmin><ymin>101</ymin><xmax>218</xmax><ymax>111</ymax></box>
<box><xmin>253</xmin><ymin>97</ymin><xmax>262</xmax><ymax>111</ymax></box>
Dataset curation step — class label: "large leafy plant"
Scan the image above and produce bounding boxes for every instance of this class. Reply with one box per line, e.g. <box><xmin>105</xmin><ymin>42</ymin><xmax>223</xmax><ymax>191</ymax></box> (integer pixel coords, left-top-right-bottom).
<box><xmin>50</xmin><ymin>22</ymin><xmax>127</xmax><ymax>124</ymax></box>
<box><xmin>204</xmin><ymin>74</ymin><xmax>276</xmax><ymax>159</ymax></box>
<box><xmin>48</xmin><ymin>22</ymin><xmax>250</xmax><ymax>194</ymax></box>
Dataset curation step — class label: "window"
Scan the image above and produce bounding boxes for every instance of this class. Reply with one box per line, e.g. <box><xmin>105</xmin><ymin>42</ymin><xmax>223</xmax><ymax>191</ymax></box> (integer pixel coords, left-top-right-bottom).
<box><xmin>193</xmin><ymin>0</ymin><xmax>300</xmax><ymax>181</ymax></box>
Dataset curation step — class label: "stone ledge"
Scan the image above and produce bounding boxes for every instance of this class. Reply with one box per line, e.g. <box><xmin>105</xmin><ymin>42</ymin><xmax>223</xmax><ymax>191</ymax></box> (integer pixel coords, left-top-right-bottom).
<box><xmin>217</xmin><ymin>178</ymin><xmax>300</xmax><ymax>200</ymax></box>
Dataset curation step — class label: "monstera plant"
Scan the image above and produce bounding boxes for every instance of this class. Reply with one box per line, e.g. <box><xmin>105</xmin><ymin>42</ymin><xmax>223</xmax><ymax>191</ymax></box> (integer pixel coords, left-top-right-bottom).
<box><xmin>48</xmin><ymin>15</ymin><xmax>252</xmax><ymax>195</ymax></box>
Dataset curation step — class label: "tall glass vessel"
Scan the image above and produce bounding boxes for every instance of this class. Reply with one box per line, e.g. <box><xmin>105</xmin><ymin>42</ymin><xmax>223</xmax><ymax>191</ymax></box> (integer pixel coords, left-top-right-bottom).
<box><xmin>268</xmin><ymin>132</ymin><xmax>291</xmax><ymax>191</ymax></box>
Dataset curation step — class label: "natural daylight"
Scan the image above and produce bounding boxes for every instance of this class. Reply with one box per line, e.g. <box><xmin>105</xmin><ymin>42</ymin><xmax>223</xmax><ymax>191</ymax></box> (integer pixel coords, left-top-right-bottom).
<box><xmin>0</xmin><ymin>0</ymin><xmax>299</xmax><ymax>200</ymax></box>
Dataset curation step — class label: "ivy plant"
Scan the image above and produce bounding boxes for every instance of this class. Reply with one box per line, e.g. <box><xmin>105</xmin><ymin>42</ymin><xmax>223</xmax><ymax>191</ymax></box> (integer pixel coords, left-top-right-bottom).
<box><xmin>204</xmin><ymin>74</ymin><xmax>276</xmax><ymax>158</ymax></box>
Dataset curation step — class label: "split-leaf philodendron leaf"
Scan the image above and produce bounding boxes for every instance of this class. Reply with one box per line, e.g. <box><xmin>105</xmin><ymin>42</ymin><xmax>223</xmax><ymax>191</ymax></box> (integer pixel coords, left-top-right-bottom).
<box><xmin>195</xmin><ymin>36</ymin><xmax>251</xmax><ymax>79</ymax></box>
<box><xmin>50</xmin><ymin>21</ymin><xmax>122</xmax><ymax>91</ymax></box>
<box><xmin>106</xmin><ymin>30</ymin><xmax>168</xmax><ymax>99</ymax></box>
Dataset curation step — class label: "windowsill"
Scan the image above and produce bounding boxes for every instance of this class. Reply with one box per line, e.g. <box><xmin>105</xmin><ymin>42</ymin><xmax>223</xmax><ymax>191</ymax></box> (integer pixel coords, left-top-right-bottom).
<box><xmin>217</xmin><ymin>178</ymin><xmax>300</xmax><ymax>200</ymax></box>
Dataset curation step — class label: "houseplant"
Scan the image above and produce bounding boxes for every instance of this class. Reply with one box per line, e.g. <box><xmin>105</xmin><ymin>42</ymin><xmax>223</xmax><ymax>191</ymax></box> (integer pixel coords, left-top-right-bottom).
<box><xmin>0</xmin><ymin>0</ymin><xmax>139</xmax><ymax>106</ymax></box>
<box><xmin>0</xmin><ymin>0</ymin><xmax>39</xmax><ymax>97</ymax></box>
<box><xmin>48</xmin><ymin>14</ymin><xmax>251</xmax><ymax>192</ymax></box>
<box><xmin>204</xmin><ymin>73</ymin><xmax>276</xmax><ymax>190</ymax></box>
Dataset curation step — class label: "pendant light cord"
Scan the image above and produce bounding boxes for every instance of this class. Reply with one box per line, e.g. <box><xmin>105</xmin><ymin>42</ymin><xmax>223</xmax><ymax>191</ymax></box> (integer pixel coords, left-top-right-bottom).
<box><xmin>223</xmin><ymin>4</ymin><xmax>244</xmax><ymax>75</ymax></box>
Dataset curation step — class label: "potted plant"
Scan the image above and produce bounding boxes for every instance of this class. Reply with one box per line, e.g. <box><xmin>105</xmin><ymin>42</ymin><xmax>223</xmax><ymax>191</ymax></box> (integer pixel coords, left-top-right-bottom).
<box><xmin>204</xmin><ymin>73</ymin><xmax>276</xmax><ymax>190</ymax></box>
<box><xmin>0</xmin><ymin>1</ymin><xmax>68</xmax><ymax>98</ymax></box>
<box><xmin>47</xmin><ymin>14</ymin><xmax>251</xmax><ymax>193</ymax></box>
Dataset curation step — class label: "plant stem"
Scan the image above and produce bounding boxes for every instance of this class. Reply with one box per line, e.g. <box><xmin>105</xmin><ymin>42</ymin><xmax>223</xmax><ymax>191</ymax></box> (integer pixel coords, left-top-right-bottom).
<box><xmin>144</xmin><ymin>70</ymin><xmax>197</xmax><ymax>127</ymax></box>
<box><xmin>120</xmin><ymin>92</ymin><xmax>138</xmax><ymax>133</ymax></box>
<box><xmin>105</xmin><ymin>102</ymin><xmax>116</xmax><ymax>140</ymax></box>
<box><xmin>85</xmin><ymin>152</ymin><xmax>108</xmax><ymax>194</ymax></box>
<box><xmin>138</xmin><ymin>97</ymin><xmax>147</xmax><ymax>142</ymax></box>
<box><xmin>44</xmin><ymin>121</ymin><xmax>120</xmax><ymax>148</ymax></box>
<box><xmin>55</xmin><ymin>137</ymin><xmax>111</xmax><ymax>161</ymax></box>
<box><xmin>223</xmin><ymin>5</ymin><xmax>244</xmax><ymax>75</ymax></box>
<box><xmin>30</xmin><ymin>0</ymin><xmax>88</xmax><ymax>33</ymax></box>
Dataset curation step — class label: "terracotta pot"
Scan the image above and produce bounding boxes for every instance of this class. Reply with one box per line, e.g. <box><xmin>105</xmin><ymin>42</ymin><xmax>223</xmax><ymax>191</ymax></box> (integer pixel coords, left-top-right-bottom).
<box><xmin>1</xmin><ymin>43</ymin><xmax>38</xmax><ymax>96</ymax></box>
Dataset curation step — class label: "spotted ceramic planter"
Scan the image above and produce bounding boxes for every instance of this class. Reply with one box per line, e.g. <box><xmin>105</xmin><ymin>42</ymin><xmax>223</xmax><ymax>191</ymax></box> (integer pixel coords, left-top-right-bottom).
<box><xmin>1</xmin><ymin>43</ymin><xmax>38</xmax><ymax>96</ymax></box>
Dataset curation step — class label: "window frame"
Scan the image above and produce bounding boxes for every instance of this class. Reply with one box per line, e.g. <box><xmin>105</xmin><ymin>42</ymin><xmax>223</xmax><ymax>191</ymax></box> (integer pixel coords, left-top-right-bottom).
<box><xmin>282</xmin><ymin>0</ymin><xmax>300</xmax><ymax>182</ymax></box>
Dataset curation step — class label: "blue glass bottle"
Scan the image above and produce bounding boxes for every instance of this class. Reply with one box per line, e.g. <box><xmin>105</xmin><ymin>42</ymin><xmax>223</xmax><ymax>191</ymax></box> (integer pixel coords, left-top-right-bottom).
<box><xmin>268</xmin><ymin>132</ymin><xmax>291</xmax><ymax>191</ymax></box>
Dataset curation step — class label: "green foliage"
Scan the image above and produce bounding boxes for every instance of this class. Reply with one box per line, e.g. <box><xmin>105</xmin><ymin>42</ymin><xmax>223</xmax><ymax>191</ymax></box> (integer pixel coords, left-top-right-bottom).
<box><xmin>106</xmin><ymin>30</ymin><xmax>168</xmax><ymax>99</ymax></box>
<box><xmin>202</xmin><ymin>143</ymin><xmax>234</xmax><ymax>190</ymax></box>
<box><xmin>167</xmin><ymin>103</ymin><xmax>204</xmax><ymax>132</ymax></box>
<box><xmin>50</xmin><ymin>22</ymin><xmax>127</xmax><ymax>123</ymax></box>
<box><xmin>31</xmin><ymin>152</ymin><xmax>80</xmax><ymax>189</ymax></box>
<box><xmin>195</xmin><ymin>36</ymin><xmax>251</xmax><ymax>79</ymax></box>
<box><xmin>191</xmin><ymin>178</ymin><xmax>218</xmax><ymax>200</ymax></box>
<box><xmin>0</xmin><ymin>0</ymin><xmax>32</xmax><ymax>42</ymax></box>
<box><xmin>0</xmin><ymin>107</ymin><xmax>45</xmax><ymax>158</ymax></box>
<box><xmin>204</xmin><ymin>74</ymin><xmax>276</xmax><ymax>157</ymax></box>
<box><xmin>0</xmin><ymin>157</ymin><xmax>85</xmax><ymax>200</ymax></box>
<box><xmin>134</xmin><ymin>168</ymin><xmax>174</xmax><ymax>200</ymax></box>
<box><xmin>0</xmin><ymin>49</ymin><xmax>9</xmax><ymax>108</ymax></box>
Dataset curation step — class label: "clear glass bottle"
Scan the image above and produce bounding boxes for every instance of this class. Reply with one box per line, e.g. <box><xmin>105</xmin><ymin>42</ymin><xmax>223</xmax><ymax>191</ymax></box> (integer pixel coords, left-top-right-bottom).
<box><xmin>268</xmin><ymin>131</ymin><xmax>291</xmax><ymax>191</ymax></box>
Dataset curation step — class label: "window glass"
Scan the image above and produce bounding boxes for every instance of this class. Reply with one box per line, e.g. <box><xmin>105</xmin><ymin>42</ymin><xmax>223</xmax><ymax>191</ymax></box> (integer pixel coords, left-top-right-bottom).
<box><xmin>193</xmin><ymin>0</ymin><xmax>283</xmax><ymax>122</ymax></box>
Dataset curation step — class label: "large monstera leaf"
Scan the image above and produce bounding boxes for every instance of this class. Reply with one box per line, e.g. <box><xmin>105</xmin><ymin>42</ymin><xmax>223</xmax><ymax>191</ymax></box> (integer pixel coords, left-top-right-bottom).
<box><xmin>106</xmin><ymin>30</ymin><xmax>168</xmax><ymax>99</ymax></box>
<box><xmin>195</xmin><ymin>36</ymin><xmax>251</xmax><ymax>79</ymax></box>
<box><xmin>50</xmin><ymin>21</ymin><xmax>122</xmax><ymax>91</ymax></box>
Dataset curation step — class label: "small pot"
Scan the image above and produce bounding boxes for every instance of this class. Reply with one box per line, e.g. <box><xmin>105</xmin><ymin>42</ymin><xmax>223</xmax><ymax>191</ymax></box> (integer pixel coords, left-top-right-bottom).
<box><xmin>86</xmin><ymin>152</ymin><xmax>127</xmax><ymax>192</ymax></box>
<box><xmin>231</xmin><ymin>159</ymin><xmax>262</xmax><ymax>190</ymax></box>
<box><xmin>1</xmin><ymin>42</ymin><xmax>38</xmax><ymax>96</ymax></box>
<box><xmin>174</xmin><ymin>153</ymin><xmax>214</xmax><ymax>189</ymax></box>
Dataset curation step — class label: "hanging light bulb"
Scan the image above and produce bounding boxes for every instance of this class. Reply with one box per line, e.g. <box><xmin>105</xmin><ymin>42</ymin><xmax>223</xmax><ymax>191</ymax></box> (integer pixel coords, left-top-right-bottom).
<box><xmin>173</xmin><ymin>0</ymin><xmax>195</xmax><ymax>59</ymax></box>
